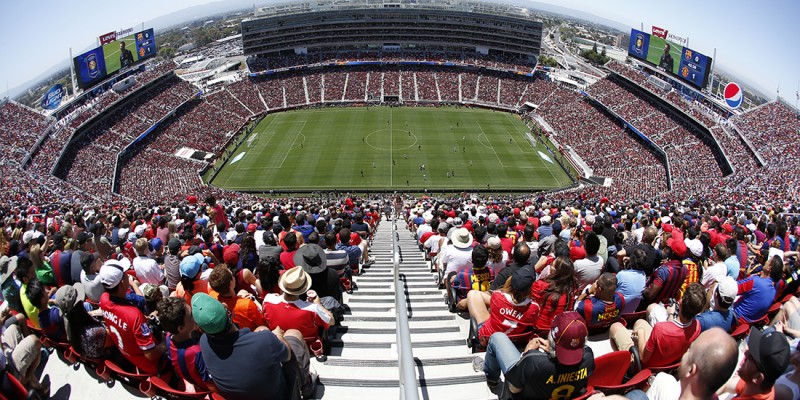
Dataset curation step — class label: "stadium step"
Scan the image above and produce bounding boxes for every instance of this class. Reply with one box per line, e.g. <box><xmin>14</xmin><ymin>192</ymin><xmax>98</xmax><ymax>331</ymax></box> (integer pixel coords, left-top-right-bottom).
<box><xmin>312</xmin><ymin>218</ymin><xmax>492</xmax><ymax>399</ymax></box>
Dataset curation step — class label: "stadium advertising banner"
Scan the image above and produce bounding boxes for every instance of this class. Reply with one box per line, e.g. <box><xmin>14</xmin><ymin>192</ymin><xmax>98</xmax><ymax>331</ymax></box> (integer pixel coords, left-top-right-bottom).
<box><xmin>73</xmin><ymin>28</ymin><xmax>156</xmax><ymax>89</ymax></box>
<box><xmin>40</xmin><ymin>84</ymin><xmax>65</xmax><ymax>110</ymax></box>
<box><xmin>627</xmin><ymin>28</ymin><xmax>712</xmax><ymax>89</ymax></box>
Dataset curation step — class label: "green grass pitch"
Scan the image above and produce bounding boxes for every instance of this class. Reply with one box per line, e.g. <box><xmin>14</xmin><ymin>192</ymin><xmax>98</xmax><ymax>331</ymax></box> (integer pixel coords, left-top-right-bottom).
<box><xmin>646</xmin><ymin>36</ymin><xmax>682</xmax><ymax>75</ymax></box>
<box><xmin>208</xmin><ymin>107</ymin><xmax>574</xmax><ymax>191</ymax></box>
<box><xmin>102</xmin><ymin>37</ymin><xmax>139</xmax><ymax>74</ymax></box>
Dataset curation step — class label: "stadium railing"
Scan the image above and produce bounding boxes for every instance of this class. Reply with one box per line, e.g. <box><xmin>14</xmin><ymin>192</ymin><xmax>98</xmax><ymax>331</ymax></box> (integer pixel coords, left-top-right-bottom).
<box><xmin>394</xmin><ymin>216</ymin><xmax>419</xmax><ymax>400</ymax></box>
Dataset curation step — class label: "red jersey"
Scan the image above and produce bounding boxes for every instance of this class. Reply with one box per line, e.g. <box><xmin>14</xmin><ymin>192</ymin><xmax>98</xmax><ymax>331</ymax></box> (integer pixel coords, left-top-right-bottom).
<box><xmin>262</xmin><ymin>294</ymin><xmax>332</xmax><ymax>340</ymax></box>
<box><xmin>100</xmin><ymin>292</ymin><xmax>159</xmax><ymax>374</ymax></box>
<box><xmin>531</xmin><ymin>279</ymin><xmax>574</xmax><ymax>331</ymax></box>
<box><xmin>644</xmin><ymin>319</ymin><xmax>701</xmax><ymax>368</ymax></box>
<box><xmin>478</xmin><ymin>291</ymin><xmax>539</xmax><ymax>339</ymax></box>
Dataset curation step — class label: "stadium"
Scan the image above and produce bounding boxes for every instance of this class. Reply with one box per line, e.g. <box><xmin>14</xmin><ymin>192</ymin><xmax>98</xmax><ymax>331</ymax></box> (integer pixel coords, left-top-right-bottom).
<box><xmin>1</xmin><ymin>0</ymin><xmax>799</xmax><ymax>399</ymax></box>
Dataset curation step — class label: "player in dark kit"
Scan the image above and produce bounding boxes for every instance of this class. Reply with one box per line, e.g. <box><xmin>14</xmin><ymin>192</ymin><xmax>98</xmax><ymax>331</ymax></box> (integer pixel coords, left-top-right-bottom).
<box><xmin>659</xmin><ymin>43</ymin><xmax>674</xmax><ymax>72</ymax></box>
<box><xmin>120</xmin><ymin>41</ymin><xmax>134</xmax><ymax>68</ymax></box>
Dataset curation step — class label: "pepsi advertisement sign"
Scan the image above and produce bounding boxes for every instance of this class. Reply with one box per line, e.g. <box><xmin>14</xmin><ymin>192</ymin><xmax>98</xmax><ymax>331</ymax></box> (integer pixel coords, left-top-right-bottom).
<box><xmin>724</xmin><ymin>82</ymin><xmax>743</xmax><ymax>109</ymax></box>
<box><xmin>40</xmin><ymin>84</ymin><xmax>65</xmax><ymax>110</ymax></box>
<box><xmin>627</xmin><ymin>29</ymin><xmax>712</xmax><ymax>90</ymax></box>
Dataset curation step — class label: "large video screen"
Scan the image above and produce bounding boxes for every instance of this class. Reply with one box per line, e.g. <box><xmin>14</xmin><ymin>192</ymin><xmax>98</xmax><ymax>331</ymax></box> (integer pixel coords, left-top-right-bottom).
<box><xmin>627</xmin><ymin>29</ymin><xmax>712</xmax><ymax>89</ymax></box>
<box><xmin>74</xmin><ymin>28</ymin><xmax>157</xmax><ymax>89</ymax></box>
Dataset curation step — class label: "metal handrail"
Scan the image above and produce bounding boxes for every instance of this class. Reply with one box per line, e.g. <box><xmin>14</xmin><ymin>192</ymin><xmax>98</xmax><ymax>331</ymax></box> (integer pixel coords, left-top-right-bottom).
<box><xmin>393</xmin><ymin>216</ymin><xmax>420</xmax><ymax>400</ymax></box>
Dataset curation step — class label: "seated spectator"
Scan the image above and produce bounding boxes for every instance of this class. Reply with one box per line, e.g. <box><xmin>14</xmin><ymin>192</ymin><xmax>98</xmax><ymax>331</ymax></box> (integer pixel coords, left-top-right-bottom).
<box><xmin>618</xmin><ymin>327</ymin><xmax>738</xmax><ymax>400</ymax></box>
<box><xmin>575</xmin><ymin>272</ymin><xmax>625</xmax><ymax>330</ymax></box>
<box><xmin>440</xmin><ymin>227</ymin><xmax>474</xmax><ymax>275</ymax></box>
<box><xmin>255</xmin><ymin>256</ymin><xmax>283</xmax><ymax>297</ymax></box>
<box><xmin>490</xmin><ymin>242</ymin><xmax>531</xmax><ymax>291</ymax></box>
<box><xmin>466</xmin><ymin>266</ymin><xmax>539</xmax><ymax>347</ymax></box>
<box><xmin>617</xmin><ymin>248</ymin><xmax>648</xmax><ymax>314</ymax></box>
<box><xmin>477</xmin><ymin>312</ymin><xmax>593</xmax><ymax>398</ymax></box>
<box><xmin>208</xmin><ymin>265</ymin><xmax>266</xmax><ymax>332</ymax></box>
<box><xmin>719</xmin><ymin>327</ymin><xmax>790</xmax><ymax>400</ymax></box>
<box><xmin>262</xmin><ymin>266</ymin><xmax>333</xmax><ymax>341</ymax></box>
<box><xmin>294</xmin><ymin>244</ymin><xmax>343</xmax><ymax>317</ymax></box>
<box><xmin>617</xmin><ymin>226</ymin><xmax>661</xmax><ymax>276</ymax></box>
<box><xmin>775</xmin><ymin>341</ymin><xmax>800</xmax><ymax>400</ymax></box>
<box><xmin>772</xmin><ymin>296</ymin><xmax>800</xmax><ymax>339</ymax></box>
<box><xmin>278</xmin><ymin>233</ymin><xmax>300</xmax><ymax>270</ymax></box>
<box><xmin>1</xmin><ymin>256</ymin><xmax>23</xmax><ymax>313</ymax></box>
<box><xmin>258</xmin><ymin>230</ymin><xmax>283</xmax><ymax>262</ymax></box>
<box><xmin>192</xmin><ymin>293</ymin><xmax>316</xmax><ymax>399</ymax></box>
<box><xmin>133</xmin><ymin>238</ymin><xmax>165</xmax><ymax>285</ymax></box>
<box><xmin>335</xmin><ymin>227</ymin><xmax>362</xmax><ymax>275</ymax></box>
<box><xmin>98</xmin><ymin>258</ymin><xmax>165</xmax><ymax>375</ymax></box>
<box><xmin>701</xmin><ymin>244</ymin><xmax>731</xmax><ymax>289</ymax></box>
<box><xmin>164</xmin><ymin>238</ymin><xmax>183</xmax><ymax>291</ymax></box>
<box><xmin>27</xmin><ymin>279</ymin><xmax>68</xmax><ymax>342</ymax></box>
<box><xmin>695</xmin><ymin>276</ymin><xmax>738</xmax><ymax>333</ymax></box>
<box><xmin>1</xmin><ymin>304</ymin><xmax>49</xmax><ymax>396</ymax></box>
<box><xmin>157</xmin><ymin>297</ymin><xmax>216</xmax><ymax>393</ymax></box>
<box><xmin>641</xmin><ymin>241</ymin><xmax>688</xmax><ymax>310</ymax></box>
<box><xmin>530</xmin><ymin>256</ymin><xmax>577</xmax><ymax>335</ymax></box>
<box><xmin>734</xmin><ymin>255</ymin><xmax>781</xmax><ymax>324</ymax></box>
<box><xmin>573</xmin><ymin>232</ymin><xmax>603</xmax><ymax>292</ymax></box>
<box><xmin>609</xmin><ymin>282</ymin><xmax>704</xmax><ymax>368</ymax></box>
<box><xmin>61</xmin><ymin>285</ymin><xmax>106</xmax><ymax>359</ymax></box>
<box><xmin>484</xmin><ymin>236</ymin><xmax>508</xmax><ymax>275</ymax></box>
<box><xmin>79</xmin><ymin>252</ymin><xmax>104</xmax><ymax>303</ymax></box>
<box><xmin>451</xmin><ymin>245</ymin><xmax>493</xmax><ymax>310</ymax></box>
<box><xmin>19</xmin><ymin>260</ymin><xmax>46</xmax><ymax>328</ymax></box>
<box><xmin>323</xmin><ymin>232</ymin><xmax>350</xmax><ymax>279</ymax></box>
<box><xmin>172</xmin><ymin>253</ymin><xmax>210</xmax><ymax>304</ymax></box>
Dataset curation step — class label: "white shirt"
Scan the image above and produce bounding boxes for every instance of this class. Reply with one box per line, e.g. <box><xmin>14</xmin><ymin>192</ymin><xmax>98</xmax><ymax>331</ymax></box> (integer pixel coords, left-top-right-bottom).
<box><xmin>424</xmin><ymin>234</ymin><xmax>444</xmax><ymax>254</ymax></box>
<box><xmin>701</xmin><ymin>262</ymin><xmax>728</xmax><ymax>289</ymax></box>
<box><xmin>442</xmin><ymin>244</ymin><xmax>473</xmax><ymax>274</ymax></box>
<box><xmin>133</xmin><ymin>256</ymin><xmax>164</xmax><ymax>285</ymax></box>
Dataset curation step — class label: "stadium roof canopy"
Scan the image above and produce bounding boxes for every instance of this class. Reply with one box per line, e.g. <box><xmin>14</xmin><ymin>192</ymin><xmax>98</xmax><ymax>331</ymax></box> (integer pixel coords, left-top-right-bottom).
<box><xmin>249</xmin><ymin>0</ymin><xmax>535</xmax><ymax>21</ymax></box>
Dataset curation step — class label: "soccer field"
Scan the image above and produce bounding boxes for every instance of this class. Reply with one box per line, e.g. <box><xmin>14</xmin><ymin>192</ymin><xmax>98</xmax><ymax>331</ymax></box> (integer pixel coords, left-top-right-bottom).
<box><xmin>208</xmin><ymin>107</ymin><xmax>574</xmax><ymax>192</ymax></box>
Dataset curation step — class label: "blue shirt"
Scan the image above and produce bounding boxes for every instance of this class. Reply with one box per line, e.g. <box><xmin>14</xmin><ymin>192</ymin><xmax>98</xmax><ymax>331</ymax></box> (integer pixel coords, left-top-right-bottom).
<box><xmin>335</xmin><ymin>243</ymin><xmax>362</xmax><ymax>266</ymax></box>
<box><xmin>576</xmin><ymin>292</ymin><xmax>625</xmax><ymax>329</ymax></box>
<box><xmin>724</xmin><ymin>256</ymin><xmax>739</xmax><ymax>279</ymax></box>
<box><xmin>616</xmin><ymin>269</ymin><xmax>646</xmax><ymax>314</ymax></box>
<box><xmin>733</xmin><ymin>276</ymin><xmax>775</xmax><ymax>323</ymax></box>
<box><xmin>200</xmin><ymin>328</ymin><xmax>288</xmax><ymax>400</ymax></box>
<box><xmin>695</xmin><ymin>308</ymin><xmax>736</xmax><ymax>332</ymax></box>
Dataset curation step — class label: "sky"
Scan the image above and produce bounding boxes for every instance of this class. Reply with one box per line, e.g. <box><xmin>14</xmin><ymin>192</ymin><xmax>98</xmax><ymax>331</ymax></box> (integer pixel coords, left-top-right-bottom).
<box><xmin>1</xmin><ymin>0</ymin><xmax>798</xmax><ymax>100</ymax></box>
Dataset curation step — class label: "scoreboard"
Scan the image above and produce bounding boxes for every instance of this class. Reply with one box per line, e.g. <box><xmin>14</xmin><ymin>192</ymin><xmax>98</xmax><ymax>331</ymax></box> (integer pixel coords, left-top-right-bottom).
<box><xmin>627</xmin><ymin>28</ymin><xmax>712</xmax><ymax>90</ymax></box>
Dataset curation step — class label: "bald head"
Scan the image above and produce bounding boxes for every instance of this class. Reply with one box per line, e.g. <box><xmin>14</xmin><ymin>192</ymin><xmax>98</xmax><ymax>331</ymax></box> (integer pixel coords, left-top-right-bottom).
<box><xmin>642</xmin><ymin>226</ymin><xmax>658</xmax><ymax>244</ymax></box>
<box><xmin>685</xmin><ymin>328</ymin><xmax>738</xmax><ymax>396</ymax></box>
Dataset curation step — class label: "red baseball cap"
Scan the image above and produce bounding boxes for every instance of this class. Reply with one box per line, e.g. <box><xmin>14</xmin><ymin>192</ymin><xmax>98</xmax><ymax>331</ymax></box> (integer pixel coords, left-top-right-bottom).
<box><xmin>247</xmin><ymin>223</ymin><xmax>257</xmax><ymax>234</ymax></box>
<box><xmin>223</xmin><ymin>244</ymin><xmax>240</xmax><ymax>265</ymax></box>
<box><xmin>666</xmin><ymin>229</ymin><xmax>687</xmax><ymax>258</ymax></box>
<box><xmin>551</xmin><ymin>312</ymin><xmax>588</xmax><ymax>365</ymax></box>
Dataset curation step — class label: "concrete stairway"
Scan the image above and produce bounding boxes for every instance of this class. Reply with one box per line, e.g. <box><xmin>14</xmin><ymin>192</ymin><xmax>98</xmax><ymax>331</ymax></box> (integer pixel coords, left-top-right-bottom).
<box><xmin>312</xmin><ymin>218</ymin><xmax>493</xmax><ymax>399</ymax></box>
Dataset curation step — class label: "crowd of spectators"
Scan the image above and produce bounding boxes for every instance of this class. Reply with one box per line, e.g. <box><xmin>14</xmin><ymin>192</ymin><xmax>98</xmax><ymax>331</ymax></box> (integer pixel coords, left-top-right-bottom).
<box><xmin>246</xmin><ymin>50</ymin><xmax>535</xmax><ymax>74</ymax></box>
<box><xmin>382</xmin><ymin>70</ymin><xmax>400</xmax><ymax>97</ymax></box>
<box><xmin>344</xmin><ymin>70</ymin><xmax>369</xmax><ymax>101</ymax></box>
<box><xmin>406</xmin><ymin>195</ymin><xmax>800</xmax><ymax>399</ymax></box>
<box><xmin>0</xmin><ymin>101</ymin><xmax>54</xmax><ymax>163</ymax></box>
<box><xmin>54</xmin><ymin>76</ymin><xmax>196</xmax><ymax>199</ymax></box>
<box><xmin>117</xmin><ymin>149</ymin><xmax>207</xmax><ymax>202</ymax></box>
<box><xmin>477</xmin><ymin>74</ymin><xmax>499</xmax><ymax>105</ymax></box>
<box><xmin>537</xmin><ymin>84</ymin><xmax>669</xmax><ymax>201</ymax></box>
